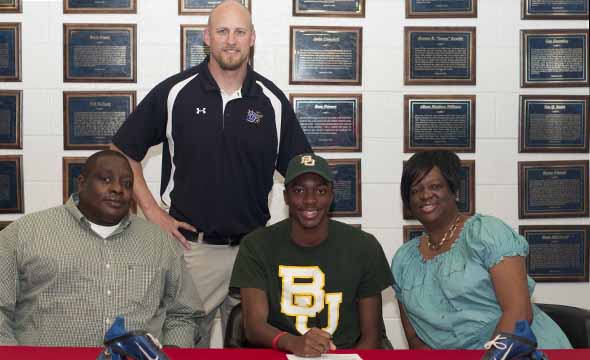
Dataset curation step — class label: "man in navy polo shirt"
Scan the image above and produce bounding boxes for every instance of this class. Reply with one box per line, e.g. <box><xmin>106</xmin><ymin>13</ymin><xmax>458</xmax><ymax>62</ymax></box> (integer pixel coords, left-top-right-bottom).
<box><xmin>111</xmin><ymin>0</ymin><xmax>310</xmax><ymax>347</ymax></box>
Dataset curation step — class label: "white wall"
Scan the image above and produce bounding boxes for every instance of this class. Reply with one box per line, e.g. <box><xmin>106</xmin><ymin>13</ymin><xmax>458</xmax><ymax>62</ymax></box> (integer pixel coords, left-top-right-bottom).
<box><xmin>1</xmin><ymin>0</ymin><xmax>588</xmax><ymax>349</ymax></box>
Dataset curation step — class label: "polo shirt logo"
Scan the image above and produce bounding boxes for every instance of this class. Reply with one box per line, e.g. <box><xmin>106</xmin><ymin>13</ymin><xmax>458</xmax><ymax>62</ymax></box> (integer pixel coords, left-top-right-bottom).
<box><xmin>195</xmin><ymin>107</ymin><xmax>207</xmax><ymax>115</ymax></box>
<box><xmin>245</xmin><ymin>109</ymin><xmax>263</xmax><ymax>124</ymax></box>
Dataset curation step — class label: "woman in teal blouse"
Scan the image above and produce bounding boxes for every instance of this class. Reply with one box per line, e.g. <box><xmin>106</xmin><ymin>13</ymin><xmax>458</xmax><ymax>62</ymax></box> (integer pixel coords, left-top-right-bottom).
<box><xmin>391</xmin><ymin>151</ymin><xmax>571</xmax><ymax>350</ymax></box>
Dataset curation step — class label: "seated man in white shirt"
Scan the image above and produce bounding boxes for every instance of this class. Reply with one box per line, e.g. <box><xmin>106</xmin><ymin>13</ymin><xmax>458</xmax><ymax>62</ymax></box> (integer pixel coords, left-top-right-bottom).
<box><xmin>0</xmin><ymin>150</ymin><xmax>202</xmax><ymax>347</ymax></box>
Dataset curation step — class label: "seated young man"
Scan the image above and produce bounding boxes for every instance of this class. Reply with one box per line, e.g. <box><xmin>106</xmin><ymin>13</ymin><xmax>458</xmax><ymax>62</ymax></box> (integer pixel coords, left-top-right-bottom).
<box><xmin>230</xmin><ymin>154</ymin><xmax>393</xmax><ymax>357</ymax></box>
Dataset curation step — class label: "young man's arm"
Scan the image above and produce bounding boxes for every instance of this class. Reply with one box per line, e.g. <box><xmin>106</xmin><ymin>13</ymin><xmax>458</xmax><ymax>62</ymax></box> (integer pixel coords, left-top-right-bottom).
<box><xmin>354</xmin><ymin>294</ymin><xmax>383</xmax><ymax>349</ymax></box>
<box><xmin>241</xmin><ymin>287</ymin><xmax>335</xmax><ymax>357</ymax></box>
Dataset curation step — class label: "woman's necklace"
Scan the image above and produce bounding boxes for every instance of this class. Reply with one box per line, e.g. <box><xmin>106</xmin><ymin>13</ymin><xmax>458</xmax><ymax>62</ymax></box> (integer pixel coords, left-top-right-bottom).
<box><xmin>426</xmin><ymin>215</ymin><xmax>461</xmax><ymax>251</ymax></box>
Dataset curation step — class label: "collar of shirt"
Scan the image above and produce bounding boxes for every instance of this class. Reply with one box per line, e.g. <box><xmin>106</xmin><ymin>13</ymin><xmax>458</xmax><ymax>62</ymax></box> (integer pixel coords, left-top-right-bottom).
<box><xmin>221</xmin><ymin>87</ymin><xmax>242</xmax><ymax>111</ymax></box>
<box><xmin>65</xmin><ymin>193</ymin><xmax>132</xmax><ymax>239</ymax></box>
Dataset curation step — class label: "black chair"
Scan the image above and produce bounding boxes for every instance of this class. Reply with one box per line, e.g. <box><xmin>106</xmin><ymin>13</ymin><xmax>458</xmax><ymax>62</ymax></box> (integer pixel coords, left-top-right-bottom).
<box><xmin>536</xmin><ymin>303</ymin><xmax>590</xmax><ymax>348</ymax></box>
<box><xmin>224</xmin><ymin>303</ymin><xmax>249</xmax><ymax>348</ymax></box>
<box><xmin>223</xmin><ymin>303</ymin><xmax>394</xmax><ymax>349</ymax></box>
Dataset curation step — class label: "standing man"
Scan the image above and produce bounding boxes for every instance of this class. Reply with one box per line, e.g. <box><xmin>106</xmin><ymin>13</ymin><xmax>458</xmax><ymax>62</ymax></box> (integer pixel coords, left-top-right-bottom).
<box><xmin>111</xmin><ymin>0</ymin><xmax>311</xmax><ymax>347</ymax></box>
<box><xmin>0</xmin><ymin>150</ymin><xmax>201</xmax><ymax>347</ymax></box>
<box><xmin>230</xmin><ymin>154</ymin><xmax>393</xmax><ymax>357</ymax></box>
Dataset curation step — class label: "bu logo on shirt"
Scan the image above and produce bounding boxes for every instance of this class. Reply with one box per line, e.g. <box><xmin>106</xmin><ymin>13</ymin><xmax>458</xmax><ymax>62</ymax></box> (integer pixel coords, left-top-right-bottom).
<box><xmin>195</xmin><ymin>107</ymin><xmax>207</xmax><ymax>115</ymax></box>
<box><xmin>278</xmin><ymin>265</ymin><xmax>343</xmax><ymax>335</ymax></box>
<box><xmin>245</xmin><ymin>109</ymin><xmax>263</xmax><ymax>124</ymax></box>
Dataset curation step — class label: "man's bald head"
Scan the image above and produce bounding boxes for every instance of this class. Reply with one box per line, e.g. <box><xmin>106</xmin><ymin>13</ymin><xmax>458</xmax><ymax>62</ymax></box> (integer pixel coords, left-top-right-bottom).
<box><xmin>208</xmin><ymin>0</ymin><xmax>253</xmax><ymax>31</ymax></box>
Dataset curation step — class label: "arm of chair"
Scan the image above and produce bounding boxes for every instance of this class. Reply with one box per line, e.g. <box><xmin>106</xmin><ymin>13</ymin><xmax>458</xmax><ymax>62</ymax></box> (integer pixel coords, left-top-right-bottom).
<box><xmin>535</xmin><ymin>303</ymin><xmax>590</xmax><ymax>348</ymax></box>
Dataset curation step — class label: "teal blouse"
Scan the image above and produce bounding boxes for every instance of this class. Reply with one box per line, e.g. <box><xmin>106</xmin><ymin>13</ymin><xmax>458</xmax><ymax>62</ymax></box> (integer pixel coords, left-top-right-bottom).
<box><xmin>392</xmin><ymin>214</ymin><xmax>572</xmax><ymax>349</ymax></box>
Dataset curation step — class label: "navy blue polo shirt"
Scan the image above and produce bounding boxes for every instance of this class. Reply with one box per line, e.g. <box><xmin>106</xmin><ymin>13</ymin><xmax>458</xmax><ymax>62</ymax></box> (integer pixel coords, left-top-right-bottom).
<box><xmin>113</xmin><ymin>58</ymin><xmax>311</xmax><ymax>236</ymax></box>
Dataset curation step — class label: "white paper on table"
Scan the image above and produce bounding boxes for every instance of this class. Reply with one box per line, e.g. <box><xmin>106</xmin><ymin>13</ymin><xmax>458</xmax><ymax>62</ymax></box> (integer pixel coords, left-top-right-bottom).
<box><xmin>286</xmin><ymin>354</ymin><xmax>363</xmax><ymax>360</ymax></box>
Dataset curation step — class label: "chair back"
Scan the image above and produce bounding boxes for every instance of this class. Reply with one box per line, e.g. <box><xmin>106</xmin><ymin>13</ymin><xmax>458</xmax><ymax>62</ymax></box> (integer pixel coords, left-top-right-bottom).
<box><xmin>224</xmin><ymin>303</ymin><xmax>248</xmax><ymax>348</ymax></box>
<box><xmin>536</xmin><ymin>303</ymin><xmax>590</xmax><ymax>348</ymax></box>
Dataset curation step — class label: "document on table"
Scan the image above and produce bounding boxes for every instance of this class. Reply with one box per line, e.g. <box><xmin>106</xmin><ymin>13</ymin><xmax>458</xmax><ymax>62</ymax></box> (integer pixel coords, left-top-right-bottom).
<box><xmin>286</xmin><ymin>354</ymin><xmax>362</xmax><ymax>360</ymax></box>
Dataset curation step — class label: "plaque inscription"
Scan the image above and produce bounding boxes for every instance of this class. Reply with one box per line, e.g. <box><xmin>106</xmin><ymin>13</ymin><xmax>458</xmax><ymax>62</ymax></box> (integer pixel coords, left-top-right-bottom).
<box><xmin>0</xmin><ymin>155</ymin><xmax>23</xmax><ymax>213</ymax></box>
<box><xmin>0</xmin><ymin>23</ymin><xmax>20</xmax><ymax>81</ymax></box>
<box><xmin>519</xmin><ymin>161</ymin><xmax>589</xmax><ymax>218</ymax></box>
<box><xmin>406</xmin><ymin>0</ymin><xmax>477</xmax><ymax>18</ymax></box>
<box><xmin>519</xmin><ymin>95</ymin><xmax>589</xmax><ymax>153</ymax></box>
<box><xmin>64</xmin><ymin>91</ymin><xmax>136</xmax><ymax>150</ymax></box>
<box><xmin>0</xmin><ymin>90</ymin><xmax>21</xmax><ymax>149</ymax></box>
<box><xmin>181</xmin><ymin>25</ymin><xmax>209</xmax><ymax>71</ymax></box>
<box><xmin>293</xmin><ymin>0</ymin><xmax>365</xmax><ymax>17</ymax></box>
<box><xmin>404</xmin><ymin>95</ymin><xmax>475</xmax><ymax>152</ymax></box>
<box><xmin>405</xmin><ymin>27</ymin><xmax>476</xmax><ymax>85</ymax></box>
<box><xmin>64</xmin><ymin>0</ymin><xmax>136</xmax><ymax>13</ymax></box>
<box><xmin>328</xmin><ymin>158</ymin><xmax>361</xmax><ymax>217</ymax></box>
<box><xmin>291</xmin><ymin>93</ymin><xmax>362</xmax><ymax>152</ymax></box>
<box><xmin>179</xmin><ymin>0</ymin><xmax>250</xmax><ymax>15</ymax></box>
<box><xmin>521</xmin><ymin>225</ymin><xmax>589</xmax><ymax>282</ymax></box>
<box><xmin>64</xmin><ymin>24</ymin><xmax>136</xmax><ymax>82</ymax></box>
<box><xmin>521</xmin><ymin>29</ymin><xmax>589</xmax><ymax>88</ymax></box>
<box><xmin>522</xmin><ymin>0</ymin><xmax>589</xmax><ymax>20</ymax></box>
<box><xmin>290</xmin><ymin>26</ymin><xmax>362</xmax><ymax>85</ymax></box>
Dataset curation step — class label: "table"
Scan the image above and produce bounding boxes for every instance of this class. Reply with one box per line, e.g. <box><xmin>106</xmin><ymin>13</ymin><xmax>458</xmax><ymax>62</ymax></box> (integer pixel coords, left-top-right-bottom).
<box><xmin>1</xmin><ymin>346</ymin><xmax>588</xmax><ymax>360</ymax></box>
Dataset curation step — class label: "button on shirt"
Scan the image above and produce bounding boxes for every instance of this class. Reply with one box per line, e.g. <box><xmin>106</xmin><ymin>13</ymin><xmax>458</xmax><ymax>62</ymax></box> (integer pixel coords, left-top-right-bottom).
<box><xmin>0</xmin><ymin>195</ymin><xmax>203</xmax><ymax>347</ymax></box>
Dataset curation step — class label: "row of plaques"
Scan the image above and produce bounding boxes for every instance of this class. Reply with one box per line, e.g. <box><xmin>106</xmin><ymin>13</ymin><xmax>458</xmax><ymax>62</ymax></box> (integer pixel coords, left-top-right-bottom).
<box><xmin>0</xmin><ymin>92</ymin><xmax>586</xmax><ymax>154</ymax></box>
<box><xmin>0</xmin><ymin>156</ymin><xmax>362</xmax><ymax>217</ymax></box>
<box><xmin>63</xmin><ymin>157</ymin><xmax>360</xmax><ymax>217</ymax></box>
<box><xmin>0</xmin><ymin>0</ymin><xmax>361</xmax><ymax>16</ymax></box>
<box><xmin>1</xmin><ymin>0</ymin><xmax>360</xmax><ymax>17</ymax></box>
<box><xmin>2</xmin><ymin>1</ymin><xmax>588</xmax><ymax>19</ymax></box>
<box><xmin>1</xmin><ymin>155</ymin><xmax>581</xmax><ymax>220</ymax></box>
<box><xmin>2</xmin><ymin>24</ymin><xmax>588</xmax><ymax>87</ymax></box>
<box><xmin>405</xmin><ymin>0</ymin><xmax>589</xmax><ymax>19</ymax></box>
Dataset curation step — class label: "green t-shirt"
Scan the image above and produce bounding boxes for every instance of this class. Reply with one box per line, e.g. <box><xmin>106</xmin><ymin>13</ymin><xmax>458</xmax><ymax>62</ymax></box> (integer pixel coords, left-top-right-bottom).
<box><xmin>230</xmin><ymin>219</ymin><xmax>393</xmax><ymax>348</ymax></box>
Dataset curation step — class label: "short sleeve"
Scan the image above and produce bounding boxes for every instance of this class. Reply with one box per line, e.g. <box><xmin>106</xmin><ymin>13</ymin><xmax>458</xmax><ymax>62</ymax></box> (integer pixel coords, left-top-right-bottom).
<box><xmin>112</xmin><ymin>83</ymin><xmax>170</xmax><ymax>161</ymax></box>
<box><xmin>275</xmin><ymin>101</ymin><xmax>312</xmax><ymax>175</ymax></box>
<box><xmin>357</xmin><ymin>234</ymin><xmax>394</xmax><ymax>299</ymax></box>
<box><xmin>465</xmin><ymin>215</ymin><xmax>528</xmax><ymax>270</ymax></box>
<box><xmin>390</xmin><ymin>240</ymin><xmax>418</xmax><ymax>301</ymax></box>
<box><xmin>229</xmin><ymin>233</ymin><xmax>268</xmax><ymax>291</ymax></box>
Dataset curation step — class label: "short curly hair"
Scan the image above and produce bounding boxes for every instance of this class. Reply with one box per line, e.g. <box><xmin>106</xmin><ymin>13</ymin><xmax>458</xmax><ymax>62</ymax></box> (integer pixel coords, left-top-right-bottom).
<box><xmin>400</xmin><ymin>151</ymin><xmax>461</xmax><ymax>210</ymax></box>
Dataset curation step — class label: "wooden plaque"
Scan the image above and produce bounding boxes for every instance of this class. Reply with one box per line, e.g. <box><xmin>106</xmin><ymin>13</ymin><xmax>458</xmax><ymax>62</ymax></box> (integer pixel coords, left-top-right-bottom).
<box><xmin>290</xmin><ymin>93</ymin><xmax>362</xmax><ymax>152</ymax></box>
<box><xmin>518</xmin><ymin>160</ymin><xmax>589</xmax><ymax>218</ymax></box>
<box><xmin>404</xmin><ymin>27</ymin><xmax>476</xmax><ymax>85</ymax></box>
<box><xmin>0</xmin><ymin>155</ymin><xmax>23</xmax><ymax>213</ymax></box>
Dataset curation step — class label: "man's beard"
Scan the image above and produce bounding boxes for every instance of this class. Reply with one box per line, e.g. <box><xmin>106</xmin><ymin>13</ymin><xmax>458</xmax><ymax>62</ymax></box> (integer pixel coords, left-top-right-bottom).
<box><xmin>214</xmin><ymin>49</ymin><xmax>249</xmax><ymax>71</ymax></box>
